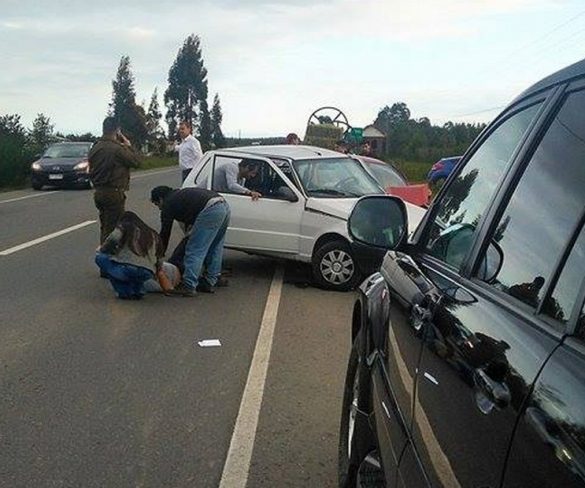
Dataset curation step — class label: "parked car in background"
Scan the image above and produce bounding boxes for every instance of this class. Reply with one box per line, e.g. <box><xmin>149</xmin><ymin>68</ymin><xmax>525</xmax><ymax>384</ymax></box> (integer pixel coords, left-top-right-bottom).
<box><xmin>182</xmin><ymin>145</ymin><xmax>427</xmax><ymax>291</ymax></box>
<box><xmin>426</xmin><ymin>155</ymin><xmax>461</xmax><ymax>189</ymax></box>
<box><xmin>339</xmin><ymin>58</ymin><xmax>585</xmax><ymax>487</ymax></box>
<box><xmin>30</xmin><ymin>142</ymin><xmax>93</xmax><ymax>190</ymax></box>
<box><xmin>358</xmin><ymin>155</ymin><xmax>430</xmax><ymax>207</ymax></box>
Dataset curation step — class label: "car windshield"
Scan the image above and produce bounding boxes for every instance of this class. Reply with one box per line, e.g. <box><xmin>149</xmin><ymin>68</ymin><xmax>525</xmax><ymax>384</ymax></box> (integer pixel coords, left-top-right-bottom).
<box><xmin>365</xmin><ymin>162</ymin><xmax>406</xmax><ymax>188</ymax></box>
<box><xmin>292</xmin><ymin>157</ymin><xmax>382</xmax><ymax>198</ymax></box>
<box><xmin>43</xmin><ymin>144</ymin><xmax>91</xmax><ymax>158</ymax></box>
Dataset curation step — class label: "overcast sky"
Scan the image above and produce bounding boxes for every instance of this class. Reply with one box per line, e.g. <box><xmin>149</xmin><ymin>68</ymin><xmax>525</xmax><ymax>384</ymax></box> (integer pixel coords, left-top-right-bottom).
<box><xmin>1</xmin><ymin>0</ymin><xmax>584</xmax><ymax>138</ymax></box>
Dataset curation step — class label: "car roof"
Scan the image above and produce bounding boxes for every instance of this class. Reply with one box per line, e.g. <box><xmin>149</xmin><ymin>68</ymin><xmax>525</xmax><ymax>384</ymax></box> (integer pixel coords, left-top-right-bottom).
<box><xmin>221</xmin><ymin>144</ymin><xmax>345</xmax><ymax>160</ymax></box>
<box><xmin>514</xmin><ymin>57</ymin><xmax>585</xmax><ymax>102</ymax></box>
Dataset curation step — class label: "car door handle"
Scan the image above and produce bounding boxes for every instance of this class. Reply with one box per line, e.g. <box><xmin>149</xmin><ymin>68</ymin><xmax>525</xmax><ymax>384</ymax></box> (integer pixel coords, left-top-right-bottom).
<box><xmin>473</xmin><ymin>368</ymin><xmax>511</xmax><ymax>413</ymax></box>
<box><xmin>410</xmin><ymin>303</ymin><xmax>432</xmax><ymax>332</ymax></box>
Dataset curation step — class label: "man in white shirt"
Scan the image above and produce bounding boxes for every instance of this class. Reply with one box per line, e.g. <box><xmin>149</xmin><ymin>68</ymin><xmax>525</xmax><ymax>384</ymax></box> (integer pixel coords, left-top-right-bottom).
<box><xmin>197</xmin><ymin>158</ymin><xmax>262</xmax><ymax>200</ymax></box>
<box><xmin>174</xmin><ymin>120</ymin><xmax>203</xmax><ymax>183</ymax></box>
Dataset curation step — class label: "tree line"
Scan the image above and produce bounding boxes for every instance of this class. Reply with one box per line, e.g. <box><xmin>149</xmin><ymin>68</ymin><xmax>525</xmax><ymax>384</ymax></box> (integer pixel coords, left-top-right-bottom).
<box><xmin>0</xmin><ymin>34</ymin><xmax>225</xmax><ymax>187</ymax></box>
<box><xmin>373</xmin><ymin>102</ymin><xmax>486</xmax><ymax>162</ymax></box>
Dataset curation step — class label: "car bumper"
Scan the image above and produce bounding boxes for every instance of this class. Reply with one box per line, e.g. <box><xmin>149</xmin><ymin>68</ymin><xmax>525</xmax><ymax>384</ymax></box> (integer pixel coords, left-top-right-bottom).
<box><xmin>31</xmin><ymin>170</ymin><xmax>90</xmax><ymax>187</ymax></box>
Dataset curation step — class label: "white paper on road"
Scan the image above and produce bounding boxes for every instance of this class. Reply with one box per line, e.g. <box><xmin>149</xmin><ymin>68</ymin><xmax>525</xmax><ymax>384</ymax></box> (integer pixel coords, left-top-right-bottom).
<box><xmin>198</xmin><ymin>339</ymin><xmax>222</xmax><ymax>347</ymax></box>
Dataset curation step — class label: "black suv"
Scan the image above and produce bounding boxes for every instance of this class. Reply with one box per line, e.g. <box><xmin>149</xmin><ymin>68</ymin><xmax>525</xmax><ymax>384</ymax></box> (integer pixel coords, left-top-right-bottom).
<box><xmin>339</xmin><ymin>58</ymin><xmax>585</xmax><ymax>487</ymax></box>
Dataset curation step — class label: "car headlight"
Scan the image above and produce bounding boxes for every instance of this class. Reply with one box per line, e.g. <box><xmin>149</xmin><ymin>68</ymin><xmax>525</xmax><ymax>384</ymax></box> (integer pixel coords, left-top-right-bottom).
<box><xmin>74</xmin><ymin>160</ymin><xmax>89</xmax><ymax>171</ymax></box>
<box><xmin>31</xmin><ymin>161</ymin><xmax>42</xmax><ymax>171</ymax></box>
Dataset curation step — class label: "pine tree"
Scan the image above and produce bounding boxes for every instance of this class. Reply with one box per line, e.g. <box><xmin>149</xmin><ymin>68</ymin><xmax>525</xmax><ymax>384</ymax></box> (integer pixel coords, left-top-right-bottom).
<box><xmin>210</xmin><ymin>94</ymin><xmax>226</xmax><ymax>149</ymax></box>
<box><xmin>164</xmin><ymin>35</ymin><xmax>211</xmax><ymax>149</ymax></box>
<box><xmin>28</xmin><ymin>113</ymin><xmax>54</xmax><ymax>154</ymax></box>
<box><xmin>109</xmin><ymin>55</ymin><xmax>148</xmax><ymax>149</ymax></box>
<box><xmin>146</xmin><ymin>87</ymin><xmax>164</xmax><ymax>153</ymax></box>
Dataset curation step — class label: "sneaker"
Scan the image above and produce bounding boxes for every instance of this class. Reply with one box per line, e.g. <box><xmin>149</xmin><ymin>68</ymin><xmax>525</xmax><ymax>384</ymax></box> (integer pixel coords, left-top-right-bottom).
<box><xmin>169</xmin><ymin>282</ymin><xmax>196</xmax><ymax>297</ymax></box>
<box><xmin>196</xmin><ymin>280</ymin><xmax>215</xmax><ymax>294</ymax></box>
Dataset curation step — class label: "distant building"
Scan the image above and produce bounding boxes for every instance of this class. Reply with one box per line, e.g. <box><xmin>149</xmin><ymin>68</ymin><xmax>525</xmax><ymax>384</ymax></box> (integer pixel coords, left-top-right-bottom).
<box><xmin>362</xmin><ymin>125</ymin><xmax>387</xmax><ymax>157</ymax></box>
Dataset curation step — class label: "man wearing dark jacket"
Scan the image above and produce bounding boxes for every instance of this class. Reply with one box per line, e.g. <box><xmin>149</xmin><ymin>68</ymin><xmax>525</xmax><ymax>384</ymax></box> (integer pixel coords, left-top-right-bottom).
<box><xmin>150</xmin><ymin>186</ymin><xmax>231</xmax><ymax>296</ymax></box>
<box><xmin>89</xmin><ymin>117</ymin><xmax>142</xmax><ymax>243</ymax></box>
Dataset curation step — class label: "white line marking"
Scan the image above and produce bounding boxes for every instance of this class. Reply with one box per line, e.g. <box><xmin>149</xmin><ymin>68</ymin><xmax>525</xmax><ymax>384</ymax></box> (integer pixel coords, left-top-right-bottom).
<box><xmin>219</xmin><ymin>265</ymin><xmax>284</xmax><ymax>488</ymax></box>
<box><xmin>0</xmin><ymin>190</ymin><xmax>60</xmax><ymax>205</ymax></box>
<box><xmin>0</xmin><ymin>220</ymin><xmax>96</xmax><ymax>256</ymax></box>
<box><xmin>423</xmin><ymin>372</ymin><xmax>439</xmax><ymax>386</ymax></box>
<box><xmin>0</xmin><ymin>168</ymin><xmax>175</xmax><ymax>206</ymax></box>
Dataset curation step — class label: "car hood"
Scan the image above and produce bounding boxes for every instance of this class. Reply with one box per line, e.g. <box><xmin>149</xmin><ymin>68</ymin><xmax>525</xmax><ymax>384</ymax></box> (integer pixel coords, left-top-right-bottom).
<box><xmin>305</xmin><ymin>197</ymin><xmax>357</xmax><ymax>220</ymax></box>
<box><xmin>404</xmin><ymin>202</ymin><xmax>426</xmax><ymax>234</ymax></box>
<box><xmin>39</xmin><ymin>157</ymin><xmax>84</xmax><ymax>168</ymax></box>
<box><xmin>306</xmin><ymin>196</ymin><xmax>426</xmax><ymax>234</ymax></box>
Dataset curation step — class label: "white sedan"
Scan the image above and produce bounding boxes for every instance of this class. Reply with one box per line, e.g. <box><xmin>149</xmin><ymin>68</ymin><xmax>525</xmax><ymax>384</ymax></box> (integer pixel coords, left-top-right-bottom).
<box><xmin>183</xmin><ymin>145</ymin><xmax>426</xmax><ymax>291</ymax></box>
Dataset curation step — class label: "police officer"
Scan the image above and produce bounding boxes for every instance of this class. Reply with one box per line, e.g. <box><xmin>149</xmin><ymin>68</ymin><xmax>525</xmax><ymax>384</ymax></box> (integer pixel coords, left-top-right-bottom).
<box><xmin>88</xmin><ymin>117</ymin><xmax>142</xmax><ymax>244</ymax></box>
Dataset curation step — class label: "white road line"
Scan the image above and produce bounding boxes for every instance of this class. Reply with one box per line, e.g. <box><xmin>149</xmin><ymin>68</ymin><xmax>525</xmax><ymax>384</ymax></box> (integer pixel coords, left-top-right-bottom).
<box><xmin>219</xmin><ymin>265</ymin><xmax>284</xmax><ymax>488</ymax></box>
<box><xmin>0</xmin><ymin>168</ymin><xmax>175</xmax><ymax>206</ymax></box>
<box><xmin>0</xmin><ymin>220</ymin><xmax>96</xmax><ymax>256</ymax></box>
<box><xmin>0</xmin><ymin>190</ymin><xmax>60</xmax><ymax>205</ymax></box>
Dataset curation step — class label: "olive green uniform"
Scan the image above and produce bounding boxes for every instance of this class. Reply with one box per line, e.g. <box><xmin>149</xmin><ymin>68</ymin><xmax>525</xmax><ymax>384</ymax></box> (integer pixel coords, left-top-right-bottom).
<box><xmin>88</xmin><ymin>137</ymin><xmax>142</xmax><ymax>243</ymax></box>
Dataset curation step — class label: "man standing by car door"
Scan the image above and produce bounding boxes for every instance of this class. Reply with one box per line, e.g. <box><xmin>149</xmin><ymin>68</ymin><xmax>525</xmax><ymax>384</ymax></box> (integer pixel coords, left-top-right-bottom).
<box><xmin>89</xmin><ymin>117</ymin><xmax>142</xmax><ymax>244</ymax></box>
<box><xmin>174</xmin><ymin>120</ymin><xmax>203</xmax><ymax>183</ymax></box>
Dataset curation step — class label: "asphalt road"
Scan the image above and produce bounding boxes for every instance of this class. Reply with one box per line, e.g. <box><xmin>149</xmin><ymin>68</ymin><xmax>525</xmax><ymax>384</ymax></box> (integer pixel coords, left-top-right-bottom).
<box><xmin>0</xmin><ymin>169</ymin><xmax>355</xmax><ymax>488</ymax></box>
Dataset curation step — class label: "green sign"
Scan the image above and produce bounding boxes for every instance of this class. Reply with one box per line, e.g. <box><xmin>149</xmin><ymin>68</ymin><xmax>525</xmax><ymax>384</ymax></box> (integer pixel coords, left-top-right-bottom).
<box><xmin>346</xmin><ymin>127</ymin><xmax>364</xmax><ymax>143</ymax></box>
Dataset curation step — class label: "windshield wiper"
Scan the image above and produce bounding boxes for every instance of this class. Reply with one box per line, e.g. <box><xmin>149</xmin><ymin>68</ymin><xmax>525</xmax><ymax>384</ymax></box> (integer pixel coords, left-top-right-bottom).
<box><xmin>309</xmin><ymin>188</ymin><xmax>358</xmax><ymax>197</ymax></box>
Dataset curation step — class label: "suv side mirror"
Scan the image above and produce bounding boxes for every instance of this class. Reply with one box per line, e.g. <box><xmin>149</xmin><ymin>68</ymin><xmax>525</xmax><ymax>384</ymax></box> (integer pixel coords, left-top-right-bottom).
<box><xmin>348</xmin><ymin>195</ymin><xmax>408</xmax><ymax>249</ymax></box>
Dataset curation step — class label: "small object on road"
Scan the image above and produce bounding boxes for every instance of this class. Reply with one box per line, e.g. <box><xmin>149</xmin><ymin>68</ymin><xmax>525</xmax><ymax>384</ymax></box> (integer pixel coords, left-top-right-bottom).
<box><xmin>198</xmin><ymin>339</ymin><xmax>222</xmax><ymax>347</ymax></box>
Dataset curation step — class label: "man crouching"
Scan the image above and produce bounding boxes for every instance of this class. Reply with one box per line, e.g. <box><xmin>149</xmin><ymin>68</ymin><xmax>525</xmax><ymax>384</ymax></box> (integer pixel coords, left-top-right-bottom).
<box><xmin>150</xmin><ymin>186</ymin><xmax>230</xmax><ymax>297</ymax></box>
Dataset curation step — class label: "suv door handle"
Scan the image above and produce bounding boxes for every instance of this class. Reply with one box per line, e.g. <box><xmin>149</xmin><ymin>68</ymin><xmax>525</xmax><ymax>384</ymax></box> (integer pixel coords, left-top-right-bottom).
<box><xmin>410</xmin><ymin>303</ymin><xmax>432</xmax><ymax>333</ymax></box>
<box><xmin>473</xmin><ymin>368</ymin><xmax>511</xmax><ymax>413</ymax></box>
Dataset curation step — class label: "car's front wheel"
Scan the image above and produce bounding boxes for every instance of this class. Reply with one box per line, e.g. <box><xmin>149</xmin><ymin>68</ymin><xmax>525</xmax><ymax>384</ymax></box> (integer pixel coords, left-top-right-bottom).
<box><xmin>339</xmin><ymin>337</ymin><xmax>384</xmax><ymax>487</ymax></box>
<box><xmin>31</xmin><ymin>180</ymin><xmax>43</xmax><ymax>191</ymax></box>
<box><xmin>312</xmin><ymin>240</ymin><xmax>362</xmax><ymax>291</ymax></box>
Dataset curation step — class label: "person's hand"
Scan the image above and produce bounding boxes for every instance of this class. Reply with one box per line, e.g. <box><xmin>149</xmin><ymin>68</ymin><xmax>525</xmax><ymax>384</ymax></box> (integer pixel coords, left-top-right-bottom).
<box><xmin>250</xmin><ymin>191</ymin><xmax>262</xmax><ymax>201</ymax></box>
<box><xmin>118</xmin><ymin>132</ymin><xmax>131</xmax><ymax>147</ymax></box>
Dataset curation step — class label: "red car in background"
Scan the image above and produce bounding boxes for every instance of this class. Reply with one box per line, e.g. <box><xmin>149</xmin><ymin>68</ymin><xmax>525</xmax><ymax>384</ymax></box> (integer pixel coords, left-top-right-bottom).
<box><xmin>356</xmin><ymin>155</ymin><xmax>430</xmax><ymax>207</ymax></box>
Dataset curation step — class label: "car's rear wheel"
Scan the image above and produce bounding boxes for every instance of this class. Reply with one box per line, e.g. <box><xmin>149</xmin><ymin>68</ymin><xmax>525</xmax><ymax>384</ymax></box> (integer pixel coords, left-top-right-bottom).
<box><xmin>312</xmin><ymin>240</ymin><xmax>362</xmax><ymax>291</ymax></box>
<box><xmin>339</xmin><ymin>337</ymin><xmax>384</xmax><ymax>487</ymax></box>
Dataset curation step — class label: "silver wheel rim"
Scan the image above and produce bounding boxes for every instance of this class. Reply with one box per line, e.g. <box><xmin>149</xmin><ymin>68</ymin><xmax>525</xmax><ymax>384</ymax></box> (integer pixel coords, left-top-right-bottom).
<box><xmin>320</xmin><ymin>249</ymin><xmax>354</xmax><ymax>285</ymax></box>
<box><xmin>348</xmin><ymin>367</ymin><xmax>360</xmax><ymax>460</ymax></box>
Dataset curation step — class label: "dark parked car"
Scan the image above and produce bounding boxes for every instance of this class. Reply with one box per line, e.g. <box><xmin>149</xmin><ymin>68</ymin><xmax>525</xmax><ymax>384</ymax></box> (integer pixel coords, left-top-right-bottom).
<box><xmin>31</xmin><ymin>141</ymin><xmax>93</xmax><ymax>190</ymax></box>
<box><xmin>426</xmin><ymin>156</ymin><xmax>461</xmax><ymax>192</ymax></box>
<box><xmin>339</xmin><ymin>58</ymin><xmax>585</xmax><ymax>487</ymax></box>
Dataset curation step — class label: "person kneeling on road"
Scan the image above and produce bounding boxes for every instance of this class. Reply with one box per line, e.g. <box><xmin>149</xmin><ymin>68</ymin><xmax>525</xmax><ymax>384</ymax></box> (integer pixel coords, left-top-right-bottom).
<box><xmin>95</xmin><ymin>211</ymin><xmax>163</xmax><ymax>300</ymax></box>
<box><xmin>150</xmin><ymin>186</ymin><xmax>231</xmax><ymax>297</ymax></box>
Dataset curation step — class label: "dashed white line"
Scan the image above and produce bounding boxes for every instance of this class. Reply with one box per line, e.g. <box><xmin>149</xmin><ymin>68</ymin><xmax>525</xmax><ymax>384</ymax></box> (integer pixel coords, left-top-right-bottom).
<box><xmin>0</xmin><ymin>220</ymin><xmax>96</xmax><ymax>256</ymax></box>
<box><xmin>0</xmin><ymin>190</ymin><xmax>61</xmax><ymax>205</ymax></box>
<box><xmin>0</xmin><ymin>168</ymin><xmax>176</xmax><ymax>206</ymax></box>
<box><xmin>219</xmin><ymin>265</ymin><xmax>284</xmax><ymax>488</ymax></box>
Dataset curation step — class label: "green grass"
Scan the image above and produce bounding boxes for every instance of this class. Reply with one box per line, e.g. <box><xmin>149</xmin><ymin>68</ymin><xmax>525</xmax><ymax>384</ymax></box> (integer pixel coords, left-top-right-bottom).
<box><xmin>391</xmin><ymin>160</ymin><xmax>432</xmax><ymax>183</ymax></box>
<box><xmin>137</xmin><ymin>155</ymin><xmax>176</xmax><ymax>171</ymax></box>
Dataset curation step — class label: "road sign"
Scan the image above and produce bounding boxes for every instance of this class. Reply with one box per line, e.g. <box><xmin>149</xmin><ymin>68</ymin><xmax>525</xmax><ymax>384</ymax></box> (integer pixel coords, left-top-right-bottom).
<box><xmin>346</xmin><ymin>127</ymin><xmax>364</xmax><ymax>143</ymax></box>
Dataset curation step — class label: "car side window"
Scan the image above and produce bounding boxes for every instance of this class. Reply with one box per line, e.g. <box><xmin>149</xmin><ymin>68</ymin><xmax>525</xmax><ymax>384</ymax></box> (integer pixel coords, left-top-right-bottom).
<box><xmin>194</xmin><ymin>157</ymin><xmax>212</xmax><ymax>188</ymax></box>
<box><xmin>541</xmin><ymin>222</ymin><xmax>585</xmax><ymax>326</ymax></box>
<box><xmin>245</xmin><ymin>161</ymin><xmax>295</xmax><ymax>200</ymax></box>
<box><xmin>476</xmin><ymin>90</ymin><xmax>585</xmax><ymax>315</ymax></box>
<box><xmin>425</xmin><ymin>103</ymin><xmax>541</xmax><ymax>270</ymax></box>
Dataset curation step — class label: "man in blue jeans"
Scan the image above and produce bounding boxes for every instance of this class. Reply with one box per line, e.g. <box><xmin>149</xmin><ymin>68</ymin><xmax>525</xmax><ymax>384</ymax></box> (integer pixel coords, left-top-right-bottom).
<box><xmin>150</xmin><ymin>185</ymin><xmax>231</xmax><ymax>297</ymax></box>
